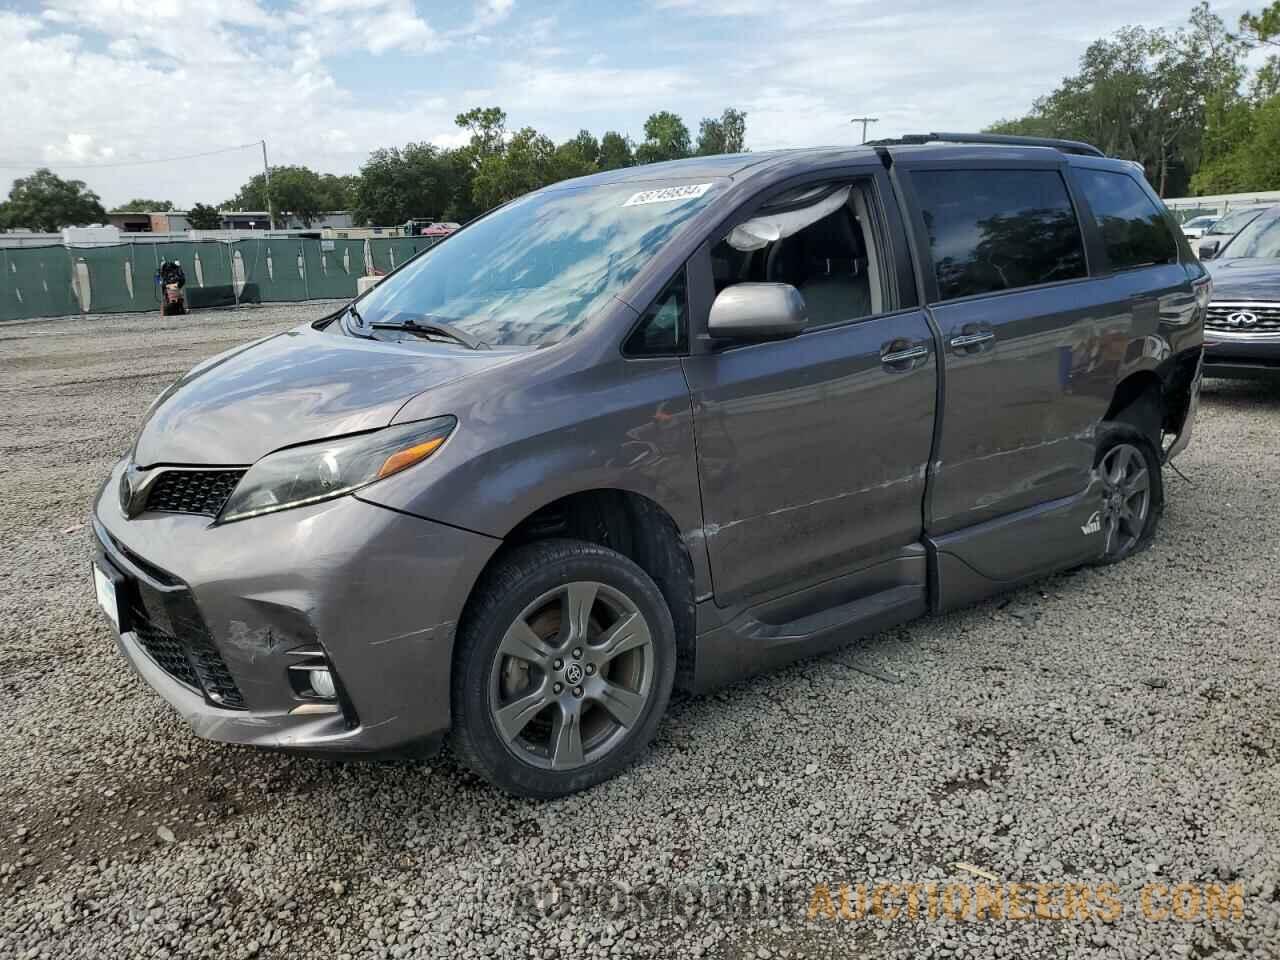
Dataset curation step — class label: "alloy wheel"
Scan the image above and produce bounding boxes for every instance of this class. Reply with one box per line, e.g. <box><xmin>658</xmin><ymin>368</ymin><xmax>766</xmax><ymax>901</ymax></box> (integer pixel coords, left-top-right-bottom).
<box><xmin>488</xmin><ymin>581</ymin><xmax>655</xmax><ymax>771</ymax></box>
<box><xmin>1099</xmin><ymin>442</ymin><xmax>1151</xmax><ymax>559</ymax></box>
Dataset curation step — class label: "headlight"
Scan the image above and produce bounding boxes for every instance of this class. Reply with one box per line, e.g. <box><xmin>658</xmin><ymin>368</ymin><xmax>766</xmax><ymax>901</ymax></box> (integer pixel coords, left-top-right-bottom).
<box><xmin>217</xmin><ymin>416</ymin><xmax>455</xmax><ymax>523</ymax></box>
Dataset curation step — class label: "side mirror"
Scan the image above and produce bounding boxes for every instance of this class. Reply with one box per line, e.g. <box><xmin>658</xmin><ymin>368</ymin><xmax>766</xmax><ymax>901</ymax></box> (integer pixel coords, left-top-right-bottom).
<box><xmin>1198</xmin><ymin>239</ymin><xmax>1221</xmax><ymax>259</ymax></box>
<box><xmin>708</xmin><ymin>283</ymin><xmax>807</xmax><ymax>340</ymax></box>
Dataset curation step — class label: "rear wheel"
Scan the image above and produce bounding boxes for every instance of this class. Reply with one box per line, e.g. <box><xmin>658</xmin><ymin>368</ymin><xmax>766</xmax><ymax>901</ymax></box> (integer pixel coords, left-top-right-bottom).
<box><xmin>450</xmin><ymin>539</ymin><xmax>676</xmax><ymax>798</ymax></box>
<box><xmin>1093</xmin><ymin>422</ymin><xmax>1163</xmax><ymax>564</ymax></box>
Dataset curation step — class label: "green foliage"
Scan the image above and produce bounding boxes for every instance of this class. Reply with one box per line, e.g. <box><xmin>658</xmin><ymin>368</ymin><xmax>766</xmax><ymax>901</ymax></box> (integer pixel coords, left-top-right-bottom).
<box><xmin>635</xmin><ymin>111</ymin><xmax>693</xmax><ymax>164</ymax></box>
<box><xmin>598</xmin><ymin>131</ymin><xmax>635</xmax><ymax>170</ymax></box>
<box><xmin>449</xmin><ymin>105</ymin><xmax>742</xmax><ymax>211</ymax></box>
<box><xmin>224</xmin><ymin>165</ymin><xmax>355</xmax><ymax>226</ymax></box>
<box><xmin>696</xmin><ymin>108</ymin><xmax>748</xmax><ymax>155</ymax></box>
<box><xmin>985</xmin><ymin>3</ymin><xmax>1246</xmax><ymax>195</ymax></box>
<box><xmin>2</xmin><ymin>168</ymin><xmax>106</xmax><ymax>232</ymax></box>
<box><xmin>112</xmin><ymin>198</ymin><xmax>174</xmax><ymax>213</ymax></box>
<box><xmin>473</xmin><ymin>128</ymin><xmax>558</xmax><ymax>209</ymax></box>
<box><xmin>186</xmin><ymin>203</ymin><xmax>223</xmax><ymax>230</ymax></box>
<box><xmin>354</xmin><ymin>142</ymin><xmax>473</xmax><ymax>226</ymax></box>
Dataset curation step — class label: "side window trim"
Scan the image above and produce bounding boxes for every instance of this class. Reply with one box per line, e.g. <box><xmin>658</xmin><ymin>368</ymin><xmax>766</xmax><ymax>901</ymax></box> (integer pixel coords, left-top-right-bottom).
<box><xmin>904</xmin><ymin>165</ymin><xmax>1090</xmax><ymax>305</ymax></box>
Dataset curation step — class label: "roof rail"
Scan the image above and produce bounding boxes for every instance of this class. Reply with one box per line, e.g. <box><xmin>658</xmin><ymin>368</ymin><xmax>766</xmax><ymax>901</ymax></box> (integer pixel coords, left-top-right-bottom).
<box><xmin>869</xmin><ymin>132</ymin><xmax>1106</xmax><ymax>158</ymax></box>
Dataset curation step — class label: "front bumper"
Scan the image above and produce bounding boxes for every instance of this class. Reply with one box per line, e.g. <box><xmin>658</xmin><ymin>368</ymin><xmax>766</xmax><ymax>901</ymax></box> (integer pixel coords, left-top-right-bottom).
<box><xmin>1204</xmin><ymin>330</ymin><xmax>1280</xmax><ymax>378</ymax></box>
<box><xmin>92</xmin><ymin>458</ymin><xmax>500</xmax><ymax>752</ymax></box>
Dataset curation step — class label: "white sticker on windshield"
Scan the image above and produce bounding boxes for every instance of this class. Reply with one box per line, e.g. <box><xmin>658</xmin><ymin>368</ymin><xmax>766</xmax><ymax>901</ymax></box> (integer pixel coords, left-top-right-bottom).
<box><xmin>623</xmin><ymin>183</ymin><xmax>713</xmax><ymax>207</ymax></box>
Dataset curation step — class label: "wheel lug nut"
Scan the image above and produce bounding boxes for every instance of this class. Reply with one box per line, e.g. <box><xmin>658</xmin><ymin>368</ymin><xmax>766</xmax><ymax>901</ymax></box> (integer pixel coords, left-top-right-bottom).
<box><xmin>573</xmin><ymin>686</ymin><xmax>583</xmax><ymax>698</ymax></box>
<box><xmin>585</xmin><ymin>664</ymin><xmax>596</xmax><ymax>675</ymax></box>
<box><xmin>553</xmin><ymin>682</ymin><xmax>563</xmax><ymax>694</ymax></box>
<box><xmin>572</xmin><ymin>648</ymin><xmax>583</xmax><ymax>659</ymax></box>
<box><xmin>553</xmin><ymin>659</ymin><xmax>563</xmax><ymax>670</ymax></box>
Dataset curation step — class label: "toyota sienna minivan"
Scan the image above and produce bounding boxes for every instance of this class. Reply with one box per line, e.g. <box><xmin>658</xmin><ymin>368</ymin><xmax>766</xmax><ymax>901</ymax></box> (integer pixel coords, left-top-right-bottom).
<box><xmin>92</xmin><ymin>134</ymin><xmax>1205</xmax><ymax>797</ymax></box>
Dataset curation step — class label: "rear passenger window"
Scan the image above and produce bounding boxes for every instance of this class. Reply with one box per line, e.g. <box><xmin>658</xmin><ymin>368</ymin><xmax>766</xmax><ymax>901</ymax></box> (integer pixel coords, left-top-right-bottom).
<box><xmin>912</xmin><ymin>169</ymin><xmax>1087</xmax><ymax>301</ymax></box>
<box><xmin>1073</xmin><ymin>168</ymin><xmax>1177</xmax><ymax>270</ymax></box>
<box><xmin>624</xmin><ymin>267</ymin><xmax>687</xmax><ymax>356</ymax></box>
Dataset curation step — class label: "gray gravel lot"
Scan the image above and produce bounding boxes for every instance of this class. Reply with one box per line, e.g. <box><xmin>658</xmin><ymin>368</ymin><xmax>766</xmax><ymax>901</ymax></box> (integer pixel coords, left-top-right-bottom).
<box><xmin>1</xmin><ymin>303</ymin><xmax>1278</xmax><ymax>959</ymax></box>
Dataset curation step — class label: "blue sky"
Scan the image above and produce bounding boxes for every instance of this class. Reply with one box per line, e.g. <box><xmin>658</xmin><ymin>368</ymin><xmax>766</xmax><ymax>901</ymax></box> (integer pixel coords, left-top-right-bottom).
<box><xmin>0</xmin><ymin>0</ymin><xmax>1259</xmax><ymax>207</ymax></box>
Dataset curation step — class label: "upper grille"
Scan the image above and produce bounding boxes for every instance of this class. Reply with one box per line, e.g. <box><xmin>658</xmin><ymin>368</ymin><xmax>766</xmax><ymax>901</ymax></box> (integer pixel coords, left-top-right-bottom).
<box><xmin>144</xmin><ymin>469</ymin><xmax>244</xmax><ymax>517</ymax></box>
<box><xmin>126</xmin><ymin>578</ymin><xmax>246</xmax><ymax>709</ymax></box>
<box><xmin>1205</xmin><ymin>302</ymin><xmax>1280</xmax><ymax>333</ymax></box>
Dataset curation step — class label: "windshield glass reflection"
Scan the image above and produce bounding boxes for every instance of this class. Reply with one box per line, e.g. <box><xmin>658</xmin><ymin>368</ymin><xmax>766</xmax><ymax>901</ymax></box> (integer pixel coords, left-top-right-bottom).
<box><xmin>353</xmin><ymin>181</ymin><xmax>721</xmax><ymax>347</ymax></box>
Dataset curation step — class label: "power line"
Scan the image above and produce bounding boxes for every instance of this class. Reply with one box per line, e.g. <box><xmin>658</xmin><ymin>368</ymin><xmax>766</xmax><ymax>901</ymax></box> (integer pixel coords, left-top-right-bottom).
<box><xmin>0</xmin><ymin>141</ymin><xmax>264</xmax><ymax>170</ymax></box>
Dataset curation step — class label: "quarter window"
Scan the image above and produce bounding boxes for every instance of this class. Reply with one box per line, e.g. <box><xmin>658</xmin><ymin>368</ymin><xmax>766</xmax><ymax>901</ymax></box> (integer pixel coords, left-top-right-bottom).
<box><xmin>1073</xmin><ymin>168</ymin><xmax>1177</xmax><ymax>271</ymax></box>
<box><xmin>624</xmin><ymin>267</ymin><xmax>688</xmax><ymax>356</ymax></box>
<box><xmin>912</xmin><ymin>169</ymin><xmax>1087</xmax><ymax>301</ymax></box>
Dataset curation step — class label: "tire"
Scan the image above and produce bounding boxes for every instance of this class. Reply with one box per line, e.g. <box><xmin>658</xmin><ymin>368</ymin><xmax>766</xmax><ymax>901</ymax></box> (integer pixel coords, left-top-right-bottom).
<box><xmin>1092</xmin><ymin>420</ymin><xmax>1164</xmax><ymax>565</ymax></box>
<box><xmin>450</xmin><ymin>539</ymin><xmax>676</xmax><ymax>798</ymax></box>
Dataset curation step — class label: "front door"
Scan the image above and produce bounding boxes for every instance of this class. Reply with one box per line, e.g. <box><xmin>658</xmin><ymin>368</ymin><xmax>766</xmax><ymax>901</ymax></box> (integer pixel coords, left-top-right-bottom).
<box><xmin>682</xmin><ymin>173</ymin><xmax>937</xmax><ymax>606</ymax></box>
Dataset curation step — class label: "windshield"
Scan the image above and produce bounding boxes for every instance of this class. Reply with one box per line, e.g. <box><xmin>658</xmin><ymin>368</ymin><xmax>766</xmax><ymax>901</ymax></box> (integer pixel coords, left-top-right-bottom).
<box><xmin>350</xmin><ymin>180</ymin><xmax>722</xmax><ymax>347</ymax></box>
<box><xmin>1220</xmin><ymin>212</ymin><xmax>1280</xmax><ymax>259</ymax></box>
<box><xmin>1210</xmin><ymin>208</ymin><xmax>1263</xmax><ymax>236</ymax></box>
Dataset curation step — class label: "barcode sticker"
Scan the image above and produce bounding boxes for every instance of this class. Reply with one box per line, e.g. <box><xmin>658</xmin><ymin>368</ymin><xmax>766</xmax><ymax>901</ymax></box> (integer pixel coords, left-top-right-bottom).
<box><xmin>623</xmin><ymin>183</ymin><xmax>713</xmax><ymax>207</ymax></box>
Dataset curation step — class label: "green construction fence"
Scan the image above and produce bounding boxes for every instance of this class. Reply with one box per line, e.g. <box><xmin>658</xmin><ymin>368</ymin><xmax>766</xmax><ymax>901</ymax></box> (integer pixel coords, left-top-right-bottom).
<box><xmin>0</xmin><ymin>236</ymin><xmax>440</xmax><ymax>323</ymax></box>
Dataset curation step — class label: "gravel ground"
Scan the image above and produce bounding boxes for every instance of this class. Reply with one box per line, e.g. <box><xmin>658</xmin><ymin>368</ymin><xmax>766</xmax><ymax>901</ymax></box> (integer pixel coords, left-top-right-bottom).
<box><xmin>1</xmin><ymin>303</ymin><xmax>1278</xmax><ymax>960</ymax></box>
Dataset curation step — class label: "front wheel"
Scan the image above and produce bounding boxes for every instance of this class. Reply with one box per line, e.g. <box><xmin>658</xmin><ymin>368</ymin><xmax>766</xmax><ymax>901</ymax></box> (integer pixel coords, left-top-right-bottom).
<box><xmin>1093</xmin><ymin>422</ymin><xmax>1164</xmax><ymax>564</ymax></box>
<box><xmin>450</xmin><ymin>539</ymin><xmax>676</xmax><ymax>798</ymax></box>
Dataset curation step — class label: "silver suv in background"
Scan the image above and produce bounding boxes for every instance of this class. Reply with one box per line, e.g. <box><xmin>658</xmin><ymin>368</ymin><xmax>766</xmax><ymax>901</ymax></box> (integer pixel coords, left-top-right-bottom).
<box><xmin>1196</xmin><ymin>206</ymin><xmax>1267</xmax><ymax>260</ymax></box>
<box><xmin>92</xmin><ymin>133</ymin><xmax>1205</xmax><ymax>797</ymax></box>
<box><xmin>1201</xmin><ymin>205</ymin><xmax>1280</xmax><ymax>377</ymax></box>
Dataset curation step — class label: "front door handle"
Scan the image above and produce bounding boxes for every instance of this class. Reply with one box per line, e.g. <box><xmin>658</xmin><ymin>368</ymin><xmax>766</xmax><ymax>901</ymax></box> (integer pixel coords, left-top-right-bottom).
<box><xmin>949</xmin><ymin>330</ymin><xmax>995</xmax><ymax>351</ymax></box>
<box><xmin>881</xmin><ymin>344</ymin><xmax>929</xmax><ymax>366</ymax></box>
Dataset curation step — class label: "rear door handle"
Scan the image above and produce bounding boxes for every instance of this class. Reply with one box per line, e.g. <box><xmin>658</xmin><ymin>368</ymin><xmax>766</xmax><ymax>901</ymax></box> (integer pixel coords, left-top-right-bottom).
<box><xmin>881</xmin><ymin>344</ymin><xmax>929</xmax><ymax>366</ymax></box>
<box><xmin>949</xmin><ymin>331</ymin><xmax>995</xmax><ymax>350</ymax></box>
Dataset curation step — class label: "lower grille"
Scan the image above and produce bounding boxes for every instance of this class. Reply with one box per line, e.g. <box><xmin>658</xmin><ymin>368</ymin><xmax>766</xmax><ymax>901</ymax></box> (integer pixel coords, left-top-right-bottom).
<box><xmin>145</xmin><ymin>469</ymin><xmax>245</xmax><ymax>517</ymax></box>
<box><xmin>125</xmin><ymin>578</ymin><xmax>246</xmax><ymax>709</ymax></box>
<box><xmin>1206</xmin><ymin>302</ymin><xmax>1280</xmax><ymax>333</ymax></box>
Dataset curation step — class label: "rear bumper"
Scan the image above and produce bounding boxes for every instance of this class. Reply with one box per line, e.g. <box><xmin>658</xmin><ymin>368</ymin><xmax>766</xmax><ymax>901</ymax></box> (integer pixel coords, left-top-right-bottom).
<box><xmin>1204</xmin><ymin>332</ymin><xmax>1280</xmax><ymax>378</ymax></box>
<box><xmin>92</xmin><ymin>458</ymin><xmax>501</xmax><ymax>753</ymax></box>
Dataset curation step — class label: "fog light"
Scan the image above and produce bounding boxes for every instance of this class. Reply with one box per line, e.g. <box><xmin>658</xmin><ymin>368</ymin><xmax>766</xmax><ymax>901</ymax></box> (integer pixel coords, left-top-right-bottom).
<box><xmin>310</xmin><ymin>668</ymin><xmax>336</xmax><ymax>699</ymax></box>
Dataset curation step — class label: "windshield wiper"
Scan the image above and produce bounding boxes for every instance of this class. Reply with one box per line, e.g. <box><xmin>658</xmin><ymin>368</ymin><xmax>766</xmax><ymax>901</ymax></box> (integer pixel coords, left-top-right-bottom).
<box><xmin>342</xmin><ymin>302</ymin><xmax>374</xmax><ymax>339</ymax></box>
<box><xmin>369</xmin><ymin>316</ymin><xmax>489</xmax><ymax>350</ymax></box>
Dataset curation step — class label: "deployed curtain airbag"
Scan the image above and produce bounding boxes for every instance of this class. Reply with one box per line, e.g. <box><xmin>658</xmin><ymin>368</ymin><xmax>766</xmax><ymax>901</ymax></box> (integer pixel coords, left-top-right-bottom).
<box><xmin>727</xmin><ymin>185</ymin><xmax>853</xmax><ymax>252</ymax></box>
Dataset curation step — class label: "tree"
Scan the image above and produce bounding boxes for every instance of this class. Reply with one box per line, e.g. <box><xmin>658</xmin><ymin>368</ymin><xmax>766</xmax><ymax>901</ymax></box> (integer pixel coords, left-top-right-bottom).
<box><xmin>112</xmin><ymin>198</ymin><xmax>174</xmax><ymax>212</ymax></box>
<box><xmin>2</xmin><ymin>168</ymin><xmax>106</xmax><ymax>232</ymax></box>
<box><xmin>984</xmin><ymin>3</ymin><xmax>1244</xmax><ymax>196</ymax></box>
<box><xmin>553</xmin><ymin>130</ymin><xmax>600</xmax><ymax>181</ymax></box>
<box><xmin>319</xmin><ymin>174</ymin><xmax>359</xmax><ymax>211</ymax></box>
<box><xmin>186</xmin><ymin>203</ymin><xmax>223</xmax><ymax>230</ymax></box>
<box><xmin>696</xmin><ymin>108</ymin><xmax>748</xmax><ymax>155</ymax></box>
<box><xmin>455</xmin><ymin>107</ymin><xmax>508</xmax><ymax>165</ymax></box>
<box><xmin>355</xmin><ymin>143</ymin><xmax>469</xmax><ymax>225</ymax></box>
<box><xmin>472</xmin><ymin>127</ymin><xmax>558</xmax><ymax>209</ymax></box>
<box><xmin>635</xmin><ymin>111</ymin><xmax>692</xmax><ymax>164</ymax></box>
<box><xmin>224</xmin><ymin>165</ymin><xmax>335</xmax><ymax>226</ymax></box>
<box><xmin>598</xmin><ymin>131</ymin><xmax>634</xmax><ymax>170</ymax></box>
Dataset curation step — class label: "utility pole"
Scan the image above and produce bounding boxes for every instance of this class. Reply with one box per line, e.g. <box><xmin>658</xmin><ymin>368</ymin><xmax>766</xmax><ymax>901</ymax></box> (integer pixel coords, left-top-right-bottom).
<box><xmin>261</xmin><ymin>139</ymin><xmax>274</xmax><ymax>232</ymax></box>
<box><xmin>850</xmin><ymin>117</ymin><xmax>880</xmax><ymax>144</ymax></box>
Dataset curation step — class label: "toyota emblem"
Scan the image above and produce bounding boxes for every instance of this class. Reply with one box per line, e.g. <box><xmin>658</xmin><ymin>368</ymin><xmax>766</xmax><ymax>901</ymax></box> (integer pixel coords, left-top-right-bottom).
<box><xmin>1227</xmin><ymin>311</ymin><xmax>1258</xmax><ymax>328</ymax></box>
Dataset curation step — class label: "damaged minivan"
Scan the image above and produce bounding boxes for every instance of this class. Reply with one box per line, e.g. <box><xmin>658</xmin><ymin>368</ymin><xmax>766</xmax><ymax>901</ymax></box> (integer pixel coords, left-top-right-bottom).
<box><xmin>92</xmin><ymin>134</ymin><xmax>1205</xmax><ymax>797</ymax></box>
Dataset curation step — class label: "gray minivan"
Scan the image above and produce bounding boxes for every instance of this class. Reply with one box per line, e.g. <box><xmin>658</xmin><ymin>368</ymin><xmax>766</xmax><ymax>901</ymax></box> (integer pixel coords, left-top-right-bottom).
<box><xmin>92</xmin><ymin>134</ymin><xmax>1205</xmax><ymax>797</ymax></box>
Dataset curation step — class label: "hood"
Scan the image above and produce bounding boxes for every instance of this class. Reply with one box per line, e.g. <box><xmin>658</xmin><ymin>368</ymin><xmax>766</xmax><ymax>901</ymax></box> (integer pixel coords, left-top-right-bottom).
<box><xmin>1205</xmin><ymin>258</ymin><xmax>1280</xmax><ymax>303</ymax></box>
<box><xmin>133</xmin><ymin>325</ymin><xmax>521</xmax><ymax>466</ymax></box>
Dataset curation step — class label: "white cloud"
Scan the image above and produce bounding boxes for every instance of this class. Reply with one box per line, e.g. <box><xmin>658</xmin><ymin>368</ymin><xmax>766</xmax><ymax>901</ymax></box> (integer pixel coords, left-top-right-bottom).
<box><xmin>0</xmin><ymin>0</ymin><xmax>1260</xmax><ymax>209</ymax></box>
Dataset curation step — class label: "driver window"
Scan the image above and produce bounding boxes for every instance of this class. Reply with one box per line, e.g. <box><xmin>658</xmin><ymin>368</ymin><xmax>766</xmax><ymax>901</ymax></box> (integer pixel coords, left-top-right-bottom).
<box><xmin>710</xmin><ymin>179</ymin><xmax>885</xmax><ymax>326</ymax></box>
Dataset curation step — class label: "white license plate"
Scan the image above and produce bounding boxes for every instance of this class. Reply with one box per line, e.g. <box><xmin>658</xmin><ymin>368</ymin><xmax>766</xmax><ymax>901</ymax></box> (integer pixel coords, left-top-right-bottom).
<box><xmin>93</xmin><ymin>563</ymin><xmax>120</xmax><ymax>630</ymax></box>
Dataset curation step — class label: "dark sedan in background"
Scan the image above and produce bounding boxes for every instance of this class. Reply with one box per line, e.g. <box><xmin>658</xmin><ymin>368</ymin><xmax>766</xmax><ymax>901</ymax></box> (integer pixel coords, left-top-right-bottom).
<box><xmin>1202</xmin><ymin>205</ymin><xmax>1280</xmax><ymax>378</ymax></box>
